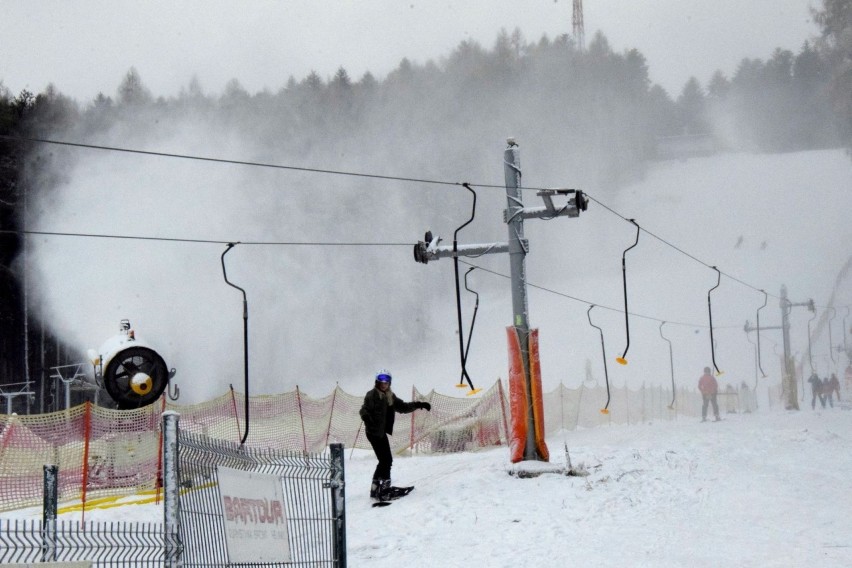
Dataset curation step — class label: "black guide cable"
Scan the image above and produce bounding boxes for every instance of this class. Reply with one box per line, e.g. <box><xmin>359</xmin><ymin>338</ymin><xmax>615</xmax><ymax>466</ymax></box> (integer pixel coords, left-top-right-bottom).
<box><xmin>457</xmin><ymin>267</ymin><xmax>480</xmax><ymax>389</ymax></box>
<box><xmin>707</xmin><ymin>266</ymin><xmax>723</xmax><ymax>376</ymax></box>
<box><xmin>587</xmin><ymin>305</ymin><xmax>611</xmax><ymax>414</ymax></box>
<box><xmin>617</xmin><ymin>219</ymin><xmax>641</xmax><ymax>365</ymax></box>
<box><xmin>756</xmin><ymin>290</ymin><xmax>768</xmax><ymax>378</ymax></box>
<box><xmin>828</xmin><ymin>307</ymin><xmax>837</xmax><ymax>364</ymax></box>
<box><xmin>221</xmin><ymin>243</ymin><xmax>250</xmax><ymax>445</ymax></box>
<box><xmin>452</xmin><ymin>183</ymin><xmax>480</xmax><ymax>394</ymax></box>
<box><xmin>659</xmin><ymin>321</ymin><xmax>676</xmax><ymax>409</ymax></box>
<box><xmin>744</xmin><ymin>329</ymin><xmax>760</xmax><ymax>391</ymax></box>
<box><xmin>807</xmin><ymin>308</ymin><xmax>818</xmax><ymax>374</ymax></box>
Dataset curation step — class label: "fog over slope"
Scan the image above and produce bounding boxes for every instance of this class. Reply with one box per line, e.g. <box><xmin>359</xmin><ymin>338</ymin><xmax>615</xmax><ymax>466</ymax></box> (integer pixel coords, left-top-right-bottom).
<box><xmin>22</xmin><ymin>97</ymin><xmax>850</xmax><ymax>407</ymax></box>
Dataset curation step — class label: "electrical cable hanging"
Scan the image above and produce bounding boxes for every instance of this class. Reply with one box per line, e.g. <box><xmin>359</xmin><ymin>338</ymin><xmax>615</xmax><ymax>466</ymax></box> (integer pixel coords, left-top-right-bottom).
<box><xmin>457</xmin><ymin>267</ymin><xmax>480</xmax><ymax>391</ymax></box>
<box><xmin>221</xmin><ymin>243</ymin><xmax>250</xmax><ymax>445</ymax></box>
<box><xmin>659</xmin><ymin>321</ymin><xmax>676</xmax><ymax>409</ymax></box>
<box><xmin>452</xmin><ymin>183</ymin><xmax>480</xmax><ymax>394</ymax></box>
<box><xmin>616</xmin><ymin>219</ymin><xmax>640</xmax><ymax>365</ymax></box>
<box><xmin>707</xmin><ymin>266</ymin><xmax>723</xmax><ymax>376</ymax></box>
<box><xmin>844</xmin><ymin>307</ymin><xmax>850</xmax><ymax>356</ymax></box>
<box><xmin>7</xmin><ymin>134</ymin><xmax>846</xmax><ymax>321</ymax></box>
<box><xmin>756</xmin><ymin>290</ymin><xmax>768</xmax><ymax>378</ymax></box>
<box><xmin>587</xmin><ymin>305</ymin><xmax>611</xmax><ymax>414</ymax></box>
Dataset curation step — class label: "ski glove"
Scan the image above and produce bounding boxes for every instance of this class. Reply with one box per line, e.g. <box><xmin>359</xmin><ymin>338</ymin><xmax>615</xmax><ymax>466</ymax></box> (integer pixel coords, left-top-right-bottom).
<box><xmin>417</xmin><ymin>402</ymin><xmax>431</xmax><ymax>411</ymax></box>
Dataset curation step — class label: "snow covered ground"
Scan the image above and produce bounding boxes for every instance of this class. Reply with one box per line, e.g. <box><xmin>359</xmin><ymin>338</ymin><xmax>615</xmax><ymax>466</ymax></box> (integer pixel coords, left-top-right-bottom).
<box><xmin>4</xmin><ymin>406</ymin><xmax>851</xmax><ymax>567</ymax></box>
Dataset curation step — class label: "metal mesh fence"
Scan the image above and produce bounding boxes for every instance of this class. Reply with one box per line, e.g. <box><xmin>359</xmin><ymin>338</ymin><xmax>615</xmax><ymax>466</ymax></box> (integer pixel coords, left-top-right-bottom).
<box><xmin>0</xmin><ymin>519</ymin><xmax>177</xmax><ymax>566</ymax></box>
<box><xmin>176</xmin><ymin>430</ymin><xmax>340</xmax><ymax>567</ymax></box>
<box><xmin>1</xmin><ymin>380</ymin><xmax>775</xmax><ymax>512</ymax></box>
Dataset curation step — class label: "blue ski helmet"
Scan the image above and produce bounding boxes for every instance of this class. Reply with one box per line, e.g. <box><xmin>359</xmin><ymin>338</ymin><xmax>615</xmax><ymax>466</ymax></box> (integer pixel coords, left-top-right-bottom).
<box><xmin>375</xmin><ymin>369</ymin><xmax>392</xmax><ymax>384</ymax></box>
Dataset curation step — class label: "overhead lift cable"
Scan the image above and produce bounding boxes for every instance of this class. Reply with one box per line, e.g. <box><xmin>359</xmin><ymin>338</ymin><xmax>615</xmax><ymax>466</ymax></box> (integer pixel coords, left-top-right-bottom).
<box><xmin>0</xmin><ymin>134</ymin><xmax>473</xmax><ymax>190</ymax></box>
<box><xmin>3</xmin><ymin>134</ymin><xmax>836</xmax><ymax>316</ymax></box>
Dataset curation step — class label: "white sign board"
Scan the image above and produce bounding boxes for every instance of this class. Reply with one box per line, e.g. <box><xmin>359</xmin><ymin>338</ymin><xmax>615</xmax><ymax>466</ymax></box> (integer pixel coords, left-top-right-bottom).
<box><xmin>217</xmin><ymin>466</ymin><xmax>291</xmax><ymax>563</ymax></box>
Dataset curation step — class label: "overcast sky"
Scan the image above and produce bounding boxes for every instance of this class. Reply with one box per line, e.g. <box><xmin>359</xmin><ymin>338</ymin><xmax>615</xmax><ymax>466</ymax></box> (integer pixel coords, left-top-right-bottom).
<box><xmin>1</xmin><ymin>0</ymin><xmax>818</xmax><ymax>102</ymax></box>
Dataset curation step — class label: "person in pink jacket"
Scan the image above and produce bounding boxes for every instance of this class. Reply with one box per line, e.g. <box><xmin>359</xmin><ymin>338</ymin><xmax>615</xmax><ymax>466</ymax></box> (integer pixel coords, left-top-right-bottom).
<box><xmin>698</xmin><ymin>366</ymin><xmax>720</xmax><ymax>422</ymax></box>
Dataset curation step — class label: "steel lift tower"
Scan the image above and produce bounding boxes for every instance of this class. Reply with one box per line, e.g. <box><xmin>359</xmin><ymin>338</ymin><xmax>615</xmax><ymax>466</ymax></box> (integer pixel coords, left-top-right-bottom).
<box><xmin>744</xmin><ymin>285</ymin><xmax>814</xmax><ymax>411</ymax></box>
<box><xmin>414</xmin><ymin>139</ymin><xmax>588</xmax><ymax>461</ymax></box>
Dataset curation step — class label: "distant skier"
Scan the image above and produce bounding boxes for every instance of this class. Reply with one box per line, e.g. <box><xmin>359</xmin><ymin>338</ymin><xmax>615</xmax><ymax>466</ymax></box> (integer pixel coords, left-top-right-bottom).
<box><xmin>828</xmin><ymin>373</ymin><xmax>841</xmax><ymax>402</ymax></box>
<box><xmin>359</xmin><ymin>369</ymin><xmax>431</xmax><ymax>502</ymax></box>
<box><xmin>807</xmin><ymin>372</ymin><xmax>824</xmax><ymax>409</ymax></box>
<box><xmin>698</xmin><ymin>367</ymin><xmax>720</xmax><ymax>422</ymax></box>
<box><xmin>822</xmin><ymin>376</ymin><xmax>834</xmax><ymax>408</ymax></box>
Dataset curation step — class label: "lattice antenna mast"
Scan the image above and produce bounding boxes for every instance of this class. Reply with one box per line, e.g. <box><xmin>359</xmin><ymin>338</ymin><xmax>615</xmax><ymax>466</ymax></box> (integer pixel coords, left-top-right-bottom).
<box><xmin>573</xmin><ymin>0</ymin><xmax>585</xmax><ymax>51</ymax></box>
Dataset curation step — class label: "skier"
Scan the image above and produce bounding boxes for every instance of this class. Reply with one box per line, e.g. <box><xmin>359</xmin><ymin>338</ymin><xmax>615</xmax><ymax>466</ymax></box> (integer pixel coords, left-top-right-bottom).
<box><xmin>698</xmin><ymin>366</ymin><xmax>720</xmax><ymax>422</ymax></box>
<box><xmin>359</xmin><ymin>369</ymin><xmax>431</xmax><ymax>502</ymax></box>
<box><xmin>828</xmin><ymin>373</ymin><xmax>841</xmax><ymax>402</ymax></box>
<box><xmin>822</xmin><ymin>376</ymin><xmax>834</xmax><ymax>408</ymax></box>
<box><xmin>807</xmin><ymin>372</ymin><xmax>824</xmax><ymax>409</ymax></box>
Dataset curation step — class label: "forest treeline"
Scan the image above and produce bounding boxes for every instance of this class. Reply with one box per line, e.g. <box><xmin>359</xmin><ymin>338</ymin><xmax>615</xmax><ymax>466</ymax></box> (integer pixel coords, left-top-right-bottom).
<box><xmin>1</xmin><ymin>1</ymin><xmax>850</xmax><ymax>410</ymax></box>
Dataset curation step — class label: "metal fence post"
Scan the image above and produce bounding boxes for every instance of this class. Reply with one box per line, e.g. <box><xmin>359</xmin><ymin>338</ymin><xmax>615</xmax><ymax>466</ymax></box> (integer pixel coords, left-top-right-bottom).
<box><xmin>41</xmin><ymin>463</ymin><xmax>58</xmax><ymax>562</ymax></box>
<box><xmin>162</xmin><ymin>411</ymin><xmax>182</xmax><ymax>567</ymax></box>
<box><xmin>329</xmin><ymin>443</ymin><xmax>347</xmax><ymax>568</ymax></box>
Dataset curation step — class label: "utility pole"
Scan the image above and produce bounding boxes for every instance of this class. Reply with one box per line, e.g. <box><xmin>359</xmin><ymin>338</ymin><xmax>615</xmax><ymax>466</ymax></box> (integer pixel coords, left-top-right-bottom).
<box><xmin>414</xmin><ymin>139</ymin><xmax>587</xmax><ymax>461</ymax></box>
<box><xmin>744</xmin><ymin>285</ymin><xmax>813</xmax><ymax>410</ymax></box>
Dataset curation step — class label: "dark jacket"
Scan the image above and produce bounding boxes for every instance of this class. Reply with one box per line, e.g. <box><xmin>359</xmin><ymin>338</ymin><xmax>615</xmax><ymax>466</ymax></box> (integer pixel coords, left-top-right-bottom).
<box><xmin>360</xmin><ymin>387</ymin><xmax>417</xmax><ymax>437</ymax></box>
<box><xmin>807</xmin><ymin>374</ymin><xmax>822</xmax><ymax>393</ymax></box>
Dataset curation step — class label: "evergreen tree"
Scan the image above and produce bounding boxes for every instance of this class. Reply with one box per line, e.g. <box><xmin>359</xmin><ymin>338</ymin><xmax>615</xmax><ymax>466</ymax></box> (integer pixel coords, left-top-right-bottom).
<box><xmin>117</xmin><ymin>67</ymin><xmax>152</xmax><ymax>107</ymax></box>
<box><xmin>812</xmin><ymin>0</ymin><xmax>852</xmax><ymax>147</ymax></box>
<box><xmin>677</xmin><ymin>77</ymin><xmax>708</xmax><ymax>135</ymax></box>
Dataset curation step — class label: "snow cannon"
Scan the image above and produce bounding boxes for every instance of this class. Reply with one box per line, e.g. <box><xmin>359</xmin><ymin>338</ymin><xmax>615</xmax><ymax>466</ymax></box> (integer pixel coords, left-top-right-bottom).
<box><xmin>87</xmin><ymin>319</ymin><xmax>177</xmax><ymax>409</ymax></box>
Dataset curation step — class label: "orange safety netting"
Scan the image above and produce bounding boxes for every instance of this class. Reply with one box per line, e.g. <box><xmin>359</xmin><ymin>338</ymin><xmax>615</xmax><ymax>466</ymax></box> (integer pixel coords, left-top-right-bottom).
<box><xmin>0</xmin><ymin>380</ymin><xmax>766</xmax><ymax>512</ymax></box>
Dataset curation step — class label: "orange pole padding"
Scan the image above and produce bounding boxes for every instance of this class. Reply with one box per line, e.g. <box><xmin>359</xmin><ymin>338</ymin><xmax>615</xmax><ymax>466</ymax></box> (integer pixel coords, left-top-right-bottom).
<box><xmin>528</xmin><ymin>329</ymin><xmax>550</xmax><ymax>461</ymax></box>
<box><xmin>506</xmin><ymin>326</ymin><xmax>528</xmax><ymax>463</ymax></box>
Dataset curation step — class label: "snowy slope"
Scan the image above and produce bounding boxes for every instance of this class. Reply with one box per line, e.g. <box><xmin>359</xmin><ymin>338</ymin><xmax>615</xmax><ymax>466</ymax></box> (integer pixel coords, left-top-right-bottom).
<box><xmin>4</xmin><ymin>408</ymin><xmax>852</xmax><ymax>567</ymax></box>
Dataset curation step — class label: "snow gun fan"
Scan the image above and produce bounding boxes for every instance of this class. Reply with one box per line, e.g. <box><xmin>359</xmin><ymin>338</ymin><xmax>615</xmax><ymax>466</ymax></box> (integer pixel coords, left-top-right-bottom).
<box><xmin>87</xmin><ymin>319</ymin><xmax>177</xmax><ymax>409</ymax></box>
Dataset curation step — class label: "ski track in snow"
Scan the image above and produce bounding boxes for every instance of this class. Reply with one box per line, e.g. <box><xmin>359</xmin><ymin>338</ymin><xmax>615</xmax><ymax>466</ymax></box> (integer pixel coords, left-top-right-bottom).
<box><xmin>345</xmin><ymin>410</ymin><xmax>852</xmax><ymax>567</ymax></box>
